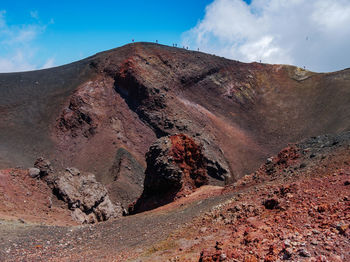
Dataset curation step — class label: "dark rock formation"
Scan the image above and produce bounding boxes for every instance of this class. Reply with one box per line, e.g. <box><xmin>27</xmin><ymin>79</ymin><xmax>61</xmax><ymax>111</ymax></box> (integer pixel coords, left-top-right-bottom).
<box><xmin>129</xmin><ymin>134</ymin><xmax>208</xmax><ymax>214</ymax></box>
<box><xmin>51</xmin><ymin>167</ymin><xmax>122</xmax><ymax>224</ymax></box>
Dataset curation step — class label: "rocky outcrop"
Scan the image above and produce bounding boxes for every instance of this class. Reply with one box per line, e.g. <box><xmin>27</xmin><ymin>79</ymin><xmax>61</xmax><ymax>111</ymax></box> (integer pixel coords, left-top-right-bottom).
<box><xmin>113</xmin><ymin>57</ymin><xmax>233</xmax><ymax>184</ymax></box>
<box><xmin>56</xmin><ymin>88</ymin><xmax>97</xmax><ymax>139</ymax></box>
<box><xmin>129</xmin><ymin>134</ymin><xmax>208</xmax><ymax>214</ymax></box>
<box><xmin>52</xmin><ymin>77</ymin><xmax>156</xmax><ymax>207</ymax></box>
<box><xmin>51</xmin><ymin>167</ymin><xmax>122</xmax><ymax>224</ymax></box>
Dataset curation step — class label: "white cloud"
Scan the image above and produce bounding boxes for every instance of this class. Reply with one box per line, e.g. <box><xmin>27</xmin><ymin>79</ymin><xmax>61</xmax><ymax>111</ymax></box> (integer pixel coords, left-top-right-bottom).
<box><xmin>0</xmin><ymin>50</ymin><xmax>37</xmax><ymax>72</ymax></box>
<box><xmin>41</xmin><ymin>57</ymin><xmax>55</xmax><ymax>69</ymax></box>
<box><xmin>2</xmin><ymin>25</ymin><xmax>42</xmax><ymax>45</ymax></box>
<box><xmin>0</xmin><ymin>10</ymin><xmax>53</xmax><ymax>73</ymax></box>
<box><xmin>182</xmin><ymin>0</ymin><xmax>350</xmax><ymax>72</ymax></box>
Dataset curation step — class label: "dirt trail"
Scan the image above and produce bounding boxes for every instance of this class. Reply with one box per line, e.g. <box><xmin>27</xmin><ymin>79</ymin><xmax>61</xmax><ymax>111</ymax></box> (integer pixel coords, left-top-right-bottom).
<box><xmin>0</xmin><ymin>186</ymin><xmax>236</xmax><ymax>262</ymax></box>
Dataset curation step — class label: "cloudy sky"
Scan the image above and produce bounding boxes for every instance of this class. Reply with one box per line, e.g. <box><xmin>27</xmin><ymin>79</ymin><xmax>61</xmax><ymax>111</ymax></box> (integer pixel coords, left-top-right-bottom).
<box><xmin>183</xmin><ymin>0</ymin><xmax>350</xmax><ymax>72</ymax></box>
<box><xmin>0</xmin><ymin>0</ymin><xmax>349</xmax><ymax>73</ymax></box>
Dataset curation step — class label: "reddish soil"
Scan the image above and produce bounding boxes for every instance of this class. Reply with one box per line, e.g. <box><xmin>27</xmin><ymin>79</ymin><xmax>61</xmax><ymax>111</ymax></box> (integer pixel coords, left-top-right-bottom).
<box><xmin>0</xmin><ymin>133</ymin><xmax>349</xmax><ymax>261</ymax></box>
<box><xmin>0</xmin><ymin>169</ymin><xmax>76</xmax><ymax>226</ymax></box>
<box><xmin>131</xmin><ymin>135</ymin><xmax>350</xmax><ymax>261</ymax></box>
<box><xmin>168</xmin><ymin>169</ymin><xmax>349</xmax><ymax>262</ymax></box>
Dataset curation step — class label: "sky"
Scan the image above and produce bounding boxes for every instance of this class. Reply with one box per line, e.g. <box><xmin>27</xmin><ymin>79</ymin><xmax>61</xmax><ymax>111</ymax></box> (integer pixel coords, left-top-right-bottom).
<box><xmin>0</xmin><ymin>0</ymin><xmax>349</xmax><ymax>73</ymax></box>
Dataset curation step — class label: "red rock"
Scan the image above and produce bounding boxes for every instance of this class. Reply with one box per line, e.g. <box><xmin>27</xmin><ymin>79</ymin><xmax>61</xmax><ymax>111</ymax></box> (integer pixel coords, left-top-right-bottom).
<box><xmin>199</xmin><ymin>248</ymin><xmax>223</xmax><ymax>262</ymax></box>
<box><xmin>329</xmin><ymin>254</ymin><xmax>343</xmax><ymax>262</ymax></box>
<box><xmin>317</xmin><ymin>204</ymin><xmax>328</xmax><ymax>213</ymax></box>
<box><xmin>243</xmin><ymin>254</ymin><xmax>258</xmax><ymax>262</ymax></box>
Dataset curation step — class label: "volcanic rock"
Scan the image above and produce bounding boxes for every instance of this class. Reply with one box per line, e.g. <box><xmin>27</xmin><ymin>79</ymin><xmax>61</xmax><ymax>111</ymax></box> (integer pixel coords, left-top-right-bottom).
<box><xmin>129</xmin><ymin>134</ymin><xmax>208</xmax><ymax>214</ymax></box>
<box><xmin>106</xmin><ymin>147</ymin><xmax>145</xmax><ymax>208</ymax></box>
<box><xmin>57</xmin><ymin>86</ymin><xmax>98</xmax><ymax>139</ymax></box>
<box><xmin>34</xmin><ymin>157</ymin><xmax>53</xmax><ymax>177</ymax></box>
<box><xmin>199</xmin><ymin>248</ymin><xmax>226</xmax><ymax>261</ymax></box>
<box><xmin>298</xmin><ymin>248</ymin><xmax>311</xmax><ymax>257</ymax></box>
<box><xmin>28</xmin><ymin>167</ymin><xmax>40</xmax><ymax>178</ymax></box>
<box><xmin>263</xmin><ymin>198</ymin><xmax>280</xmax><ymax>210</ymax></box>
<box><xmin>52</xmin><ymin>168</ymin><xmax>122</xmax><ymax>223</ymax></box>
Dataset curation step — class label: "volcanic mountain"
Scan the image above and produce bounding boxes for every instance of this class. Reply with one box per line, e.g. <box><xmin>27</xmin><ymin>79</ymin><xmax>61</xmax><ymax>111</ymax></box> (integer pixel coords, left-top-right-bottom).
<box><xmin>1</xmin><ymin>42</ymin><xmax>350</xmax><ymax>206</ymax></box>
<box><xmin>1</xmin><ymin>42</ymin><xmax>350</xmax><ymax>261</ymax></box>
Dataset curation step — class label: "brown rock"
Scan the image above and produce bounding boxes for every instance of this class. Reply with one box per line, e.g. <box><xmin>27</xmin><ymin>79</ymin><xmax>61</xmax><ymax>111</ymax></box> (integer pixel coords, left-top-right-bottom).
<box><xmin>243</xmin><ymin>255</ymin><xmax>258</xmax><ymax>262</ymax></box>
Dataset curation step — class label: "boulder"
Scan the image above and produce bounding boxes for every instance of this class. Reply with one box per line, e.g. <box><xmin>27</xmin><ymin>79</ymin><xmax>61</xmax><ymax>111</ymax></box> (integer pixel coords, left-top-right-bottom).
<box><xmin>52</xmin><ymin>168</ymin><xmax>122</xmax><ymax>223</ymax></box>
<box><xmin>28</xmin><ymin>168</ymin><xmax>40</xmax><ymax>178</ymax></box>
<box><xmin>129</xmin><ymin>134</ymin><xmax>208</xmax><ymax>214</ymax></box>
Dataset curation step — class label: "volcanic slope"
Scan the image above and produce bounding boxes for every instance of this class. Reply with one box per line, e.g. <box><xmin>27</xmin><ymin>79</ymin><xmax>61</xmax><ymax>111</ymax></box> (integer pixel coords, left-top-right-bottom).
<box><xmin>1</xmin><ymin>42</ymin><xmax>350</xmax><ymax>205</ymax></box>
<box><xmin>1</xmin><ymin>131</ymin><xmax>349</xmax><ymax>261</ymax></box>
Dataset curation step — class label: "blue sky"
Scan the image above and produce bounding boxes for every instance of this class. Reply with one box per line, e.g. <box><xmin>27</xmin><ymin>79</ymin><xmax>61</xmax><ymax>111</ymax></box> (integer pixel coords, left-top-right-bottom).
<box><xmin>1</xmin><ymin>0</ymin><xmax>349</xmax><ymax>72</ymax></box>
<box><xmin>0</xmin><ymin>0</ymin><xmax>215</xmax><ymax>70</ymax></box>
